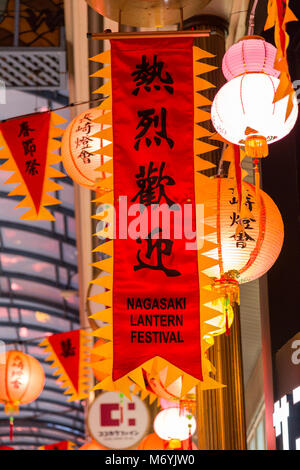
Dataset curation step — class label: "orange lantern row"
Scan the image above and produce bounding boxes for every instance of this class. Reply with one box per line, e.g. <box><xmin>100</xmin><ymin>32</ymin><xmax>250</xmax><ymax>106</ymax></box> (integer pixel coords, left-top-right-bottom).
<box><xmin>0</xmin><ymin>350</ymin><xmax>45</xmax><ymax>441</ymax></box>
<box><xmin>0</xmin><ymin>351</ymin><xmax>45</xmax><ymax>415</ymax></box>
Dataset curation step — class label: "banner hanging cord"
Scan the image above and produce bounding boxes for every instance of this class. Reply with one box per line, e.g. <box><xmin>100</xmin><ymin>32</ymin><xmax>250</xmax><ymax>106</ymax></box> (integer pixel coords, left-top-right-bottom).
<box><xmin>248</xmin><ymin>0</ymin><xmax>259</xmax><ymax>35</ymax></box>
<box><xmin>0</xmin><ymin>96</ymin><xmax>108</xmax><ymax>123</ymax></box>
<box><xmin>4</xmin><ymin>325</ymin><xmax>93</xmax><ymax>348</ymax></box>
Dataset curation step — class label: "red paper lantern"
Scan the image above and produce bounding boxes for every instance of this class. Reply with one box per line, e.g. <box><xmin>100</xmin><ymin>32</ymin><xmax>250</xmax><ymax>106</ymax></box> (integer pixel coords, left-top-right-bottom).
<box><xmin>0</xmin><ymin>350</ymin><xmax>45</xmax><ymax>414</ymax></box>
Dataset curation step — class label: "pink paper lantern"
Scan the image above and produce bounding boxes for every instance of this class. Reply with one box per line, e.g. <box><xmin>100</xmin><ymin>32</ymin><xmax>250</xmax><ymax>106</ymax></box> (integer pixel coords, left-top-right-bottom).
<box><xmin>160</xmin><ymin>398</ymin><xmax>180</xmax><ymax>410</ymax></box>
<box><xmin>222</xmin><ymin>36</ymin><xmax>280</xmax><ymax>82</ymax></box>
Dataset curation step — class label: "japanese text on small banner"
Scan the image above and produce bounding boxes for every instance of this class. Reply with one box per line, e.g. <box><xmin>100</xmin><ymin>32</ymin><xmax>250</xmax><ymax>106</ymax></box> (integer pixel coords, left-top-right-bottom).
<box><xmin>0</xmin><ymin>111</ymin><xmax>66</xmax><ymax>220</ymax></box>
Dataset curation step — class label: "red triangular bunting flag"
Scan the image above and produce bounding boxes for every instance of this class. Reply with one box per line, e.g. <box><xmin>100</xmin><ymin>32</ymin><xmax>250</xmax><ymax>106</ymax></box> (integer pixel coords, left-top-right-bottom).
<box><xmin>39</xmin><ymin>441</ymin><xmax>75</xmax><ymax>451</ymax></box>
<box><xmin>0</xmin><ymin>112</ymin><xmax>51</xmax><ymax>213</ymax></box>
<box><xmin>39</xmin><ymin>330</ymin><xmax>90</xmax><ymax>401</ymax></box>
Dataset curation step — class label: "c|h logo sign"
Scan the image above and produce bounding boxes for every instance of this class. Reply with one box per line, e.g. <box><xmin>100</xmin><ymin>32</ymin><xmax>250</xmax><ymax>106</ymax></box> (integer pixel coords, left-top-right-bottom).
<box><xmin>88</xmin><ymin>392</ymin><xmax>149</xmax><ymax>449</ymax></box>
<box><xmin>100</xmin><ymin>402</ymin><xmax>136</xmax><ymax>427</ymax></box>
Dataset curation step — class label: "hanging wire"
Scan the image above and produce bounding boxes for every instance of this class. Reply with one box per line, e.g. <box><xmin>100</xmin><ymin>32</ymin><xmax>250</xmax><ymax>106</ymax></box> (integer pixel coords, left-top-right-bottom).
<box><xmin>0</xmin><ymin>96</ymin><xmax>108</xmax><ymax>123</ymax></box>
<box><xmin>217</xmin><ymin>142</ymin><xmax>227</xmax><ymax>176</ymax></box>
<box><xmin>217</xmin><ymin>0</ymin><xmax>259</xmax><ymax>178</ymax></box>
<box><xmin>248</xmin><ymin>0</ymin><xmax>259</xmax><ymax>35</ymax></box>
<box><xmin>4</xmin><ymin>325</ymin><xmax>92</xmax><ymax>348</ymax></box>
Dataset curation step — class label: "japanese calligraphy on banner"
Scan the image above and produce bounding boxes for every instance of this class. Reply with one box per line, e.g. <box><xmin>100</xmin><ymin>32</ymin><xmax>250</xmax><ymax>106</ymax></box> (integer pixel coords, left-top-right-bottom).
<box><xmin>0</xmin><ymin>111</ymin><xmax>66</xmax><ymax>220</ymax></box>
<box><xmin>39</xmin><ymin>330</ymin><xmax>90</xmax><ymax>401</ymax></box>
<box><xmin>89</xmin><ymin>38</ymin><xmax>227</xmax><ymax>400</ymax></box>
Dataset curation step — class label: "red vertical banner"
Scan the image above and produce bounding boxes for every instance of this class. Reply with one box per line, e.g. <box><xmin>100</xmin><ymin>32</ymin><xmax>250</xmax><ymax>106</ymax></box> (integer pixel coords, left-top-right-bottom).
<box><xmin>110</xmin><ymin>38</ymin><xmax>202</xmax><ymax>381</ymax></box>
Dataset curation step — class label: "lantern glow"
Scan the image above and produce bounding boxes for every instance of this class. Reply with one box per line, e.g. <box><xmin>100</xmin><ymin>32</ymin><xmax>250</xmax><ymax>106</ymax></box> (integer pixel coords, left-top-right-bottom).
<box><xmin>212</xmin><ymin>35</ymin><xmax>299</xmax><ymax>160</ymax></box>
<box><xmin>61</xmin><ymin>107</ymin><xmax>110</xmax><ymax>189</ymax></box>
<box><xmin>211</xmin><ymin>73</ymin><xmax>298</xmax><ymax>152</ymax></box>
<box><xmin>203</xmin><ymin>178</ymin><xmax>284</xmax><ymax>285</ymax></box>
<box><xmin>0</xmin><ymin>351</ymin><xmax>45</xmax><ymax>414</ymax></box>
<box><xmin>154</xmin><ymin>408</ymin><xmax>196</xmax><ymax>442</ymax></box>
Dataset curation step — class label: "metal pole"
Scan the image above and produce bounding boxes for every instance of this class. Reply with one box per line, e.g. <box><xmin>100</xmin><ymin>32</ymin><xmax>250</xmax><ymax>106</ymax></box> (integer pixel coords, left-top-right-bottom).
<box><xmin>13</xmin><ymin>0</ymin><xmax>20</xmax><ymax>47</ymax></box>
<box><xmin>87</xmin><ymin>29</ymin><xmax>211</xmax><ymax>40</ymax></box>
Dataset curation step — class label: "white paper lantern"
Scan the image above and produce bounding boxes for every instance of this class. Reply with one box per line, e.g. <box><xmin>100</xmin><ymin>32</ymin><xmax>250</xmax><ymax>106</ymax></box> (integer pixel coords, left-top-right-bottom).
<box><xmin>211</xmin><ymin>73</ymin><xmax>298</xmax><ymax>149</ymax></box>
<box><xmin>61</xmin><ymin>107</ymin><xmax>110</xmax><ymax>189</ymax></box>
<box><xmin>154</xmin><ymin>408</ymin><xmax>196</xmax><ymax>442</ymax></box>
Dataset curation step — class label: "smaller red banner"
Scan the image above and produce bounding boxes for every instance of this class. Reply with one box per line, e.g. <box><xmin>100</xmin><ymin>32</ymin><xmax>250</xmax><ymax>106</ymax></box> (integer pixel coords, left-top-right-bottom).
<box><xmin>0</xmin><ymin>112</ymin><xmax>51</xmax><ymax>213</ymax></box>
<box><xmin>48</xmin><ymin>330</ymin><xmax>80</xmax><ymax>391</ymax></box>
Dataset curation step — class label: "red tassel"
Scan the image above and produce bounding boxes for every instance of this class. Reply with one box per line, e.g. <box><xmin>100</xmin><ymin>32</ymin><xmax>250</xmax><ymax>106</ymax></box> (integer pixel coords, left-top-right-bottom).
<box><xmin>234</xmin><ymin>144</ymin><xmax>242</xmax><ymax>213</ymax></box>
<box><xmin>9</xmin><ymin>417</ymin><xmax>14</xmax><ymax>442</ymax></box>
<box><xmin>188</xmin><ymin>425</ymin><xmax>193</xmax><ymax>450</ymax></box>
<box><xmin>225</xmin><ymin>307</ymin><xmax>229</xmax><ymax>336</ymax></box>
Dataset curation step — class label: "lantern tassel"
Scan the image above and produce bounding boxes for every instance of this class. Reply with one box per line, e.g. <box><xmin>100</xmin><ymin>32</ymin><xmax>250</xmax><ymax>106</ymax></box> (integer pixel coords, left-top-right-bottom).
<box><xmin>253</xmin><ymin>158</ymin><xmax>261</xmax><ymax>213</ymax></box>
<box><xmin>188</xmin><ymin>424</ymin><xmax>193</xmax><ymax>450</ymax></box>
<box><xmin>245</xmin><ymin>135</ymin><xmax>269</xmax><ymax>159</ymax></box>
<box><xmin>167</xmin><ymin>439</ymin><xmax>182</xmax><ymax>450</ymax></box>
<box><xmin>9</xmin><ymin>417</ymin><xmax>14</xmax><ymax>442</ymax></box>
<box><xmin>223</xmin><ymin>293</ymin><xmax>230</xmax><ymax>336</ymax></box>
<box><xmin>225</xmin><ymin>307</ymin><xmax>229</xmax><ymax>336</ymax></box>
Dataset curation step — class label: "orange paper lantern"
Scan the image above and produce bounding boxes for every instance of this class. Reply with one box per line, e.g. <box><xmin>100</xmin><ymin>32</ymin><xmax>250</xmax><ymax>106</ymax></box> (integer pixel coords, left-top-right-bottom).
<box><xmin>204</xmin><ymin>177</ymin><xmax>284</xmax><ymax>285</ymax></box>
<box><xmin>0</xmin><ymin>350</ymin><xmax>45</xmax><ymax>414</ymax></box>
<box><xmin>137</xmin><ymin>433</ymin><xmax>198</xmax><ymax>451</ymax></box>
<box><xmin>78</xmin><ymin>440</ymin><xmax>107</xmax><ymax>450</ymax></box>
<box><xmin>61</xmin><ymin>107</ymin><xmax>110</xmax><ymax>189</ymax></box>
<box><xmin>200</xmin><ymin>177</ymin><xmax>284</xmax><ymax>341</ymax></box>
